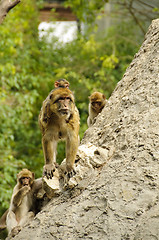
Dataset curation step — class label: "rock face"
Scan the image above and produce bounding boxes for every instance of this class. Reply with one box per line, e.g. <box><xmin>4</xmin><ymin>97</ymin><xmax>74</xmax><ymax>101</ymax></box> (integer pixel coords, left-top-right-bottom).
<box><xmin>10</xmin><ymin>19</ymin><xmax>159</xmax><ymax>240</ymax></box>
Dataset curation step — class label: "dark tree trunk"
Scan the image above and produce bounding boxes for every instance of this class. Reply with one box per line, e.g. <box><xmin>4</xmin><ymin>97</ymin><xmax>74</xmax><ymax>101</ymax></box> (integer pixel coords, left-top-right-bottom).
<box><xmin>0</xmin><ymin>0</ymin><xmax>20</xmax><ymax>24</ymax></box>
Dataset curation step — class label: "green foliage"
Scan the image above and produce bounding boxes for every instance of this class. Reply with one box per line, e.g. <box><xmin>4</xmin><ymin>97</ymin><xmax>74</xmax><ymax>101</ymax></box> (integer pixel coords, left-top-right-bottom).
<box><xmin>0</xmin><ymin>0</ymin><xmax>151</xmax><ymax>221</ymax></box>
<box><xmin>64</xmin><ymin>0</ymin><xmax>106</xmax><ymax>24</ymax></box>
<box><xmin>0</xmin><ymin>0</ymin><xmax>44</xmax><ymax>214</ymax></box>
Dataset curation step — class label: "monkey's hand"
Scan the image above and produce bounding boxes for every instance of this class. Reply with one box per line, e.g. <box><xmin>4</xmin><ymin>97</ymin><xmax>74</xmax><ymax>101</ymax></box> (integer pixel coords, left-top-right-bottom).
<box><xmin>21</xmin><ymin>185</ymin><xmax>31</xmax><ymax>195</ymax></box>
<box><xmin>13</xmin><ymin>186</ymin><xmax>31</xmax><ymax>207</ymax></box>
<box><xmin>43</xmin><ymin>163</ymin><xmax>56</xmax><ymax>179</ymax></box>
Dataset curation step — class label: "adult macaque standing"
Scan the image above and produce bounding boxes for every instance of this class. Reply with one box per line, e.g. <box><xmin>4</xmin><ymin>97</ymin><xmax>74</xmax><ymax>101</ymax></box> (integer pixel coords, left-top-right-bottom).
<box><xmin>39</xmin><ymin>86</ymin><xmax>80</xmax><ymax>179</ymax></box>
<box><xmin>6</xmin><ymin>169</ymin><xmax>42</xmax><ymax>237</ymax></box>
<box><xmin>87</xmin><ymin>91</ymin><xmax>106</xmax><ymax>127</ymax></box>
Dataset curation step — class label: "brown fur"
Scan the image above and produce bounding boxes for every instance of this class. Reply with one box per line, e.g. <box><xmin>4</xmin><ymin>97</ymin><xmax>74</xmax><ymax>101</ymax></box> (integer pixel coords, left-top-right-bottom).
<box><xmin>39</xmin><ymin>87</ymin><xmax>80</xmax><ymax>179</ymax></box>
<box><xmin>87</xmin><ymin>92</ymin><xmax>106</xmax><ymax>127</ymax></box>
<box><xmin>6</xmin><ymin>169</ymin><xmax>42</xmax><ymax>237</ymax></box>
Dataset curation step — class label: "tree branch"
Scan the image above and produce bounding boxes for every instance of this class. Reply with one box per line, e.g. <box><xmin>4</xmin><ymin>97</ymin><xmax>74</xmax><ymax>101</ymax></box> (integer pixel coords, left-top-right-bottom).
<box><xmin>0</xmin><ymin>0</ymin><xmax>20</xmax><ymax>24</ymax></box>
<box><xmin>128</xmin><ymin>7</ymin><xmax>146</xmax><ymax>35</ymax></box>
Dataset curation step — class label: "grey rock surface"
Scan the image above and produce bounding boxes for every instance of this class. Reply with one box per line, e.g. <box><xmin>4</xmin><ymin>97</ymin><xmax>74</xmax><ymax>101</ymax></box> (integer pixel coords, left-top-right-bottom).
<box><xmin>9</xmin><ymin>19</ymin><xmax>159</xmax><ymax>240</ymax></box>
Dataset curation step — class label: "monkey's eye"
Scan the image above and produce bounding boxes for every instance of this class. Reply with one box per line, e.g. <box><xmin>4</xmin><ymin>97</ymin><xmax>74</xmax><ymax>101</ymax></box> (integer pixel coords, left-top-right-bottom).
<box><xmin>58</xmin><ymin>97</ymin><xmax>65</xmax><ymax>101</ymax></box>
<box><xmin>97</xmin><ymin>102</ymin><xmax>102</xmax><ymax>106</ymax></box>
<box><xmin>92</xmin><ymin>102</ymin><xmax>101</xmax><ymax>106</ymax></box>
<box><xmin>21</xmin><ymin>177</ymin><xmax>30</xmax><ymax>180</ymax></box>
<box><xmin>54</xmin><ymin>97</ymin><xmax>64</xmax><ymax>103</ymax></box>
<box><xmin>66</xmin><ymin>97</ymin><xmax>72</xmax><ymax>102</ymax></box>
<box><xmin>92</xmin><ymin>102</ymin><xmax>96</xmax><ymax>105</ymax></box>
<box><xmin>57</xmin><ymin>97</ymin><xmax>72</xmax><ymax>102</ymax></box>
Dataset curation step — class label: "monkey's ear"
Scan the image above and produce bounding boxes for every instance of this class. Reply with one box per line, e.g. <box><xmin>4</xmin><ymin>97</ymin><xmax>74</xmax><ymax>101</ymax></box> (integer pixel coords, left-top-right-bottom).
<box><xmin>54</xmin><ymin>82</ymin><xmax>58</xmax><ymax>88</ymax></box>
<box><xmin>32</xmin><ymin>172</ymin><xmax>35</xmax><ymax>180</ymax></box>
<box><xmin>102</xmin><ymin>94</ymin><xmax>106</xmax><ymax>100</ymax></box>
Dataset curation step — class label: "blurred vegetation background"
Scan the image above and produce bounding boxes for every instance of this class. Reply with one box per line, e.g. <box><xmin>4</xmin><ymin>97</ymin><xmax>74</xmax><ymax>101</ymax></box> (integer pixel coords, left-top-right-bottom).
<box><xmin>0</xmin><ymin>0</ymin><xmax>158</xmax><ymax>229</ymax></box>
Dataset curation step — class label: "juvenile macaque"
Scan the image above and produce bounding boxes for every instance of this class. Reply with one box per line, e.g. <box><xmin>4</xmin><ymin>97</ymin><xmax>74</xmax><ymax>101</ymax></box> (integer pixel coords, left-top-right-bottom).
<box><xmin>6</xmin><ymin>169</ymin><xmax>42</xmax><ymax>237</ymax></box>
<box><xmin>39</xmin><ymin>86</ymin><xmax>80</xmax><ymax>179</ymax></box>
<box><xmin>87</xmin><ymin>91</ymin><xmax>106</xmax><ymax>127</ymax></box>
<box><xmin>54</xmin><ymin>78</ymin><xmax>70</xmax><ymax>88</ymax></box>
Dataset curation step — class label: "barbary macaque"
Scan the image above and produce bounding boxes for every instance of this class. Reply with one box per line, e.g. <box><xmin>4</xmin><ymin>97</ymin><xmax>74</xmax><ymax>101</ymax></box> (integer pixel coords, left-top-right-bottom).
<box><xmin>54</xmin><ymin>78</ymin><xmax>70</xmax><ymax>88</ymax></box>
<box><xmin>87</xmin><ymin>91</ymin><xmax>106</xmax><ymax>127</ymax></box>
<box><xmin>39</xmin><ymin>85</ymin><xmax>80</xmax><ymax>180</ymax></box>
<box><xmin>6</xmin><ymin>169</ymin><xmax>42</xmax><ymax>237</ymax></box>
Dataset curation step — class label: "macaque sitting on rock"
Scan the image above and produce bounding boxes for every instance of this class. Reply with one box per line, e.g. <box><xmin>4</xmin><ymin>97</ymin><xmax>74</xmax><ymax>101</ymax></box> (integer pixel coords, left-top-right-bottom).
<box><xmin>6</xmin><ymin>169</ymin><xmax>42</xmax><ymax>237</ymax></box>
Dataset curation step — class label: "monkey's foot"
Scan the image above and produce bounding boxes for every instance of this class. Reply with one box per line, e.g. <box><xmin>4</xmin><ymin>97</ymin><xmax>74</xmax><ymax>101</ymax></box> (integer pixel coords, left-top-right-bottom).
<box><xmin>43</xmin><ymin>163</ymin><xmax>56</xmax><ymax>179</ymax></box>
<box><xmin>10</xmin><ymin>226</ymin><xmax>21</xmax><ymax>237</ymax></box>
<box><xmin>65</xmin><ymin>168</ymin><xmax>76</xmax><ymax>179</ymax></box>
<box><xmin>63</xmin><ymin>169</ymin><xmax>76</xmax><ymax>189</ymax></box>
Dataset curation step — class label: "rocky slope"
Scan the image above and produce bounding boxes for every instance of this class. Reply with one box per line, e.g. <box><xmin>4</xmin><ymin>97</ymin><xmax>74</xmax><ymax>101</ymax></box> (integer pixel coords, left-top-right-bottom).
<box><xmin>10</xmin><ymin>19</ymin><xmax>159</xmax><ymax>240</ymax></box>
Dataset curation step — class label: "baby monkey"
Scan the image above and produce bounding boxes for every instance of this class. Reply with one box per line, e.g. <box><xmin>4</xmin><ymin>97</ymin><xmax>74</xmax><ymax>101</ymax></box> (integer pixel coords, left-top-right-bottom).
<box><xmin>87</xmin><ymin>91</ymin><xmax>106</xmax><ymax>127</ymax></box>
<box><xmin>54</xmin><ymin>79</ymin><xmax>70</xmax><ymax>88</ymax></box>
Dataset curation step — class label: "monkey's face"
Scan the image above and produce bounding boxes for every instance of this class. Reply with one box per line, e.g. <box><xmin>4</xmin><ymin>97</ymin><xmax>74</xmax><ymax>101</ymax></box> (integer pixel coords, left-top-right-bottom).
<box><xmin>20</xmin><ymin>177</ymin><xmax>31</xmax><ymax>186</ymax></box>
<box><xmin>55</xmin><ymin>96</ymin><xmax>73</xmax><ymax>114</ymax></box>
<box><xmin>17</xmin><ymin>169</ymin><xmax>34</xmax><ymax>186</ymax></box>
<box><xmin>49</xmin><ymin>88</ymin><xmax>75</xmax><ymax>118</ymax></box>
<box><xmin>90</xmin><ymin>92</ymin><xmax>106</xmax><ymax>113</ymax></box>
<box><xmin>91</xmin><ymin>101</ymin><xmax>103</xmax><ymax>112</ymax></box>
<box><xmin>51</xmin><ymin>96</ymin><xmax>74</xmax><ymax>120</ymax></box>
